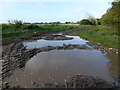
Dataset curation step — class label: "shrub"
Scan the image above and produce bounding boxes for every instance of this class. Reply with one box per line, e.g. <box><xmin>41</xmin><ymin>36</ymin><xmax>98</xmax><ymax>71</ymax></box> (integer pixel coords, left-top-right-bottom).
<box><xmin>8</xmin><ymin>19</ymin><xmax>23</xmax><ymax>29</ymax></box>
<box><xmin>27</xmin><ymin>24</ymin><xmax>39</xmax><ymax>29</ymax></box>
<box><xmin>101</xmin><ymin>1</ymin><xmax>120</xmax><ymax>26</ymax></box>
<box><xmin>2</xmin><ymin>24</ymin><xmax>9</xmax><ymax>30</ymax></box>
<box><xmin>80</xmin><ymin>19</ymin><xmax>93</xmax><ymax>25</ymax></box>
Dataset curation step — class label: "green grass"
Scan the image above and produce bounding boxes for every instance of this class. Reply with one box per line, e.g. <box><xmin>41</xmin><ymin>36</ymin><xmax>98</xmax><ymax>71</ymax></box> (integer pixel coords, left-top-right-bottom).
<box><xmin>78</xmin><ymin>25</ymin><xmax>119</xmax><ymax>48</ymax></box>
<box><xmin>2</xmin><ymin>24</ymin><xmax>119</xmax><ymax>49</ymax></box>
<box><xmin>2</xmin><ymin>24</ymin><xmax>88</xmax><ymax>42</ymax></box>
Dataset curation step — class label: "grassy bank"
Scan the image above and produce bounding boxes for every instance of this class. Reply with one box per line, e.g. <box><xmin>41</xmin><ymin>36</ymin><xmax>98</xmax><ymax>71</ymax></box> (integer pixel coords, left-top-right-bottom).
<box><xmin>2</xmin><ymin>24</ymin><xmax>87</xmax><ymax>42</ymax></box>
<box><xmin>78</xmin><ymin>25</ymin><xmax>119</xmax><ymax>49</ymax></box>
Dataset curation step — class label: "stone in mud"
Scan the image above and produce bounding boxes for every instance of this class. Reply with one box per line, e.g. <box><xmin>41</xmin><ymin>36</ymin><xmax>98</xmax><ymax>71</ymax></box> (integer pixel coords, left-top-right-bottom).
<box><xmin>67</xmin><ymin>44</ymin><xmax>74</xmax><ymax>49</ymax></box>
<box><xmin>2</xmin><ymin>82</ymin><xmax>10</xmax><ymax>89</ymax></box>
<box><xmin>31</xmin><ymin>81</ymin><xmax>36</xmax><ymax>85</ymax></box>
<box><xmin>81</xmin><ymin>44</ymin><xmax>89</xmax><ymax>49</ymax></box>
<box><xmin>47</xmin><ymin>46</ymin><xmax>56</xmax><ymax>50</ymax></box>
<box><xmin>109</xmin><ymin>48</ymin><xmax>113</xmax><ymax>51</ymax></box>
<box><xmin>86</xmin><ymin>42</ymin><xmax>118</xmax><ymax>54</ymax></box>
<box><xmin>63</xmin><ymin>44</ymin><xmax>68</xmax><ymax>49</ymax></box>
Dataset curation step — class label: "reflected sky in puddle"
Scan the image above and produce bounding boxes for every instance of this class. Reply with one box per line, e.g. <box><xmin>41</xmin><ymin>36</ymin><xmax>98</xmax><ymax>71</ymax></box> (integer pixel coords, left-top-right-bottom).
<box><xmin>23</xmin><ymin>35</ymin><xmax>88</xmax><ymax>49</ymax></box>
<box><xmin>4</xmin><ymin>49</ymin><xmax>118</xmax><ymax>88</ymax></box>
<box><xmin>4</xmin><ymin>34</ymin><xmax>118</xmax><ymax>88</ymax></box>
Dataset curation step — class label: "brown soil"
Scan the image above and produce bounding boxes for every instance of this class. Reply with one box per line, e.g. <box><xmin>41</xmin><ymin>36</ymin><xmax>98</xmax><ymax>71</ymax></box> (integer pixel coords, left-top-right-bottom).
<box><xmin>1</xmin><ymin>26</ymin><xmax>119</xmax><ymax>89</ymax></box>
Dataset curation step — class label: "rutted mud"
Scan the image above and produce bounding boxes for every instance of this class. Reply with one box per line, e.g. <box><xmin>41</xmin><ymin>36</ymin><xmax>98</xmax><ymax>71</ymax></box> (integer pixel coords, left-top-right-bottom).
<box><xmin>23</xmin><ymin>34</ymin><xmax>88</xmax><ymax>49</ymax></box>
<box><xmin>3</xmin><ymin>49</ymin><xmax>118</xmax><ymax>88</ymax></box>
<box><xmin>2</xmin><ymin>31</ymin><xmax>119</xmax><ymax>88</ymax></box>
<box><xmin>2</xmin><ymin>42</ymin><xmax>93</xmax><ymax>80</ymax></box>
<box><xmin>42</xmin><ymin>34</ymin><xmax>73</xmax><ymax>40</ymax></box>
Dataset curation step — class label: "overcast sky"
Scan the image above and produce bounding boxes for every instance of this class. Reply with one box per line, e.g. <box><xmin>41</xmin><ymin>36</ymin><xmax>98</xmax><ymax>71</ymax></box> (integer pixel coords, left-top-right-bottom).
<box><xmin>0</xmin><ymin>0</ymin><xmax>114</xmax><ymax>23</ymax></box>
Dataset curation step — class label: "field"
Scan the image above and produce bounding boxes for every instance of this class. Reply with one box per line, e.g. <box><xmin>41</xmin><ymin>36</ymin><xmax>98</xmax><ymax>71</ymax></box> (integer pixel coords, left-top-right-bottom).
<box><xmin>2</xmin><ymin>24</ymin><xmax>86</xmax><ymax>42</ymax></box>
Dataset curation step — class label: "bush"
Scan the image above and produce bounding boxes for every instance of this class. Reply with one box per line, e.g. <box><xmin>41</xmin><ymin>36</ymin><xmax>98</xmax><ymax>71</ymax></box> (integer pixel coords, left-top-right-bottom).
<box><xmin>101</xmin><ymin>1</ymin><xmax>120</xmax><ymax>26</ymax></box>
<box><xmin>27</xmin><ymin>24</ymin><xmax>39</xmax><ymax>29</ymax></box>
<box><xmin>2</xmin><ymin>24</ymin><xmax>9</xmax><ymax>30</ymax></box>
<box><xmin>80</xmin><ymin>19</ymin><xmax>93</xmax><ymax>25</ymax></box>
<box><xmin>8</xmin><ymin>19</ymin><xmax>23</xmax><ymax>29</ymax></box>
<box><xmin>69</xmin><ymin>26</ymin><xmax>74</xmax><ymax>29</ymax></box>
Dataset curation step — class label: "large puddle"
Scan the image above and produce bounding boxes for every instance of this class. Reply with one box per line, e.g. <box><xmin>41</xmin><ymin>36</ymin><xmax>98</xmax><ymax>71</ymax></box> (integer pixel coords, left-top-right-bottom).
<box><xmin>23</xmin><ymin>35</ymin><xmax>88</xmax><ymax>49</ymax></box>
<box><xmin>3</xmin><ymin>34</ymin><xmax>118</xmax><ymax>88</ymax></box>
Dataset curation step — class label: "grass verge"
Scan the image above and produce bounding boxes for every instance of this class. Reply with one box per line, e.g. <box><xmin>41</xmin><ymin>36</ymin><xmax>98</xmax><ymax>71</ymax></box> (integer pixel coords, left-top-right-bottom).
<box><xmin>2</xmin><ymin>24</ymin><xmax>88</xmax><ymax>42</ymax></box>
<box><xmin>78</xmin><ymin>25</ymin><xmax>119</xmax><ymax>49</ymax></box>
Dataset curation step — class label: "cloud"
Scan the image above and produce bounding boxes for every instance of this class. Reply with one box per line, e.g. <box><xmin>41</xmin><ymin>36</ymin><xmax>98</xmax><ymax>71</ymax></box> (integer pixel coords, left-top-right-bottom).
<box><xmin>98</xmin><ymin>6</ymin><xmax>111</xmax><ymax>12</ymax></box>
<box><xmin>98</xmin><ymin>7</ymin><xmax>106</xmax><ymax>11</ymax></box>
<box><xmin>0</xmin><ymin>7</ymin><xmax>2</xmax><ymax>17</ymax></box>
<box><xmin>37</xmin><ymin>2</ymin><xmax>46</xmax><ymax>9</ymax></box>
<box><xmin>76</xmin><ymin>7</ymin><xmax>85</xmax><ymax>13</ymax></box>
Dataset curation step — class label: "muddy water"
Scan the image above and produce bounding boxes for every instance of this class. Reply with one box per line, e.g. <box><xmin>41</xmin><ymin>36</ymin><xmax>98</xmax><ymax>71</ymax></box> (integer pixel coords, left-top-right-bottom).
<box><xmin>3</xmin><ymin>35</ymin><xmax>118</xmax><ymax>88</ymax></box>
<box><xmin>23</xmin><ymin>35</ymin><xmax>88</xmax><ymax>49</ymax></box>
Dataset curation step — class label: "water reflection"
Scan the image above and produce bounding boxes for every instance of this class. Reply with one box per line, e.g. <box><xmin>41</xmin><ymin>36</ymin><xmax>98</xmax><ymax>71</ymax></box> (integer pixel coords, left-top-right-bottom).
<box><xmin>23</xmin><ymin>35</ymin><xmax>88</xmax><ymax>49</ymax></box>
<box><xmin>106</xmin><ymin>53</ymin><xmax>118</xmax><ymax>78</ymax></box>
<box><xmin>4</xmin><ymin>49</ymin><xmax>118</xmax><ymax>88</ymax></box>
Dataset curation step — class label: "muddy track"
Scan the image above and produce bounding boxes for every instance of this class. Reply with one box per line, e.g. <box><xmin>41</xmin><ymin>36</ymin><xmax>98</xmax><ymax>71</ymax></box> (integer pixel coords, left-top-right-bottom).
<box><xmin>2</xmin><ymin>43</ymin><xmax>93</xmax><ymax>80</ymax></box>
<box><xmin>2</xmin><ymin>26</ymin><xmax>93</xmax><ymax>46</ymax></box>
<box><xmin>1</xmin><ymin>26</ymin><xmax>119</xmax><ymax>88</ymax></box>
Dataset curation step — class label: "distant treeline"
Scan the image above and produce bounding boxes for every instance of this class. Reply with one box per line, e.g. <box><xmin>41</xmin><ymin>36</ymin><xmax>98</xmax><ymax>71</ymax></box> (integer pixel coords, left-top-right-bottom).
<box><xmin>23</xmin><ymin>20</ymin><xmax>100</xmax><ymax>25</ymax></box>
<box><xmin>24</xmin><ymin>21</ymin><xmax>62</xmax><ymax>24</ymax></box>
<box><xmin>23</xmin><ymin>21</ymin><xmax>78</xmax><ymax>24</ymax></box>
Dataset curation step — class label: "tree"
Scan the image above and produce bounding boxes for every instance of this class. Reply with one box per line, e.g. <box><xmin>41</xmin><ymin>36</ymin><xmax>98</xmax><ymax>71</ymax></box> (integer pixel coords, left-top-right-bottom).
<box><xmin>96</xmin><ymin>19</ymin><xmax>101</xmax><ymax>25</ymax></box>
<box><xmin>101</xmin><ymin>0</ymin><xmax>120</xmax><ymax>26</ymax></box>
<box><xmin>80</xmin><ymin>19</ymin><xmax>93</xmax><ymax>25</ymax></box>
<box><xmin>77</xmin><ymin>21</ymin><xmax>81</xmax><ymax>24</ymax></box>
<box><xmin>56</xmin><ymin>21</ymin><xmax>61</xmax><ymax>24</ymax></box>
<box><xmin>23</xmin><ymin>22</ymin><xmax>31</xmax><ymax>24</ymax></box>
<box><xmin>87</xmin><ymin>16</ymin><xmax>96</xmax><ymax>25</ymax></box>
<box><xmin>40</xmin><ymin>22</ymin><xmax>43</xmax><ymax>24</ymax></box>
<box><xmin>65</xmin><ymin>22</ymin><xmax>70</xmax><ymax>24</ymax></box>
<box><xmin>8</xmin><ymin>19</ymin><xmax>23</xmax><ymax>28</ymax></box>
<box><xmin>27</xmin><ymin>24</ymin><xmax>39</xmax><ymax>29</ymax></box>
